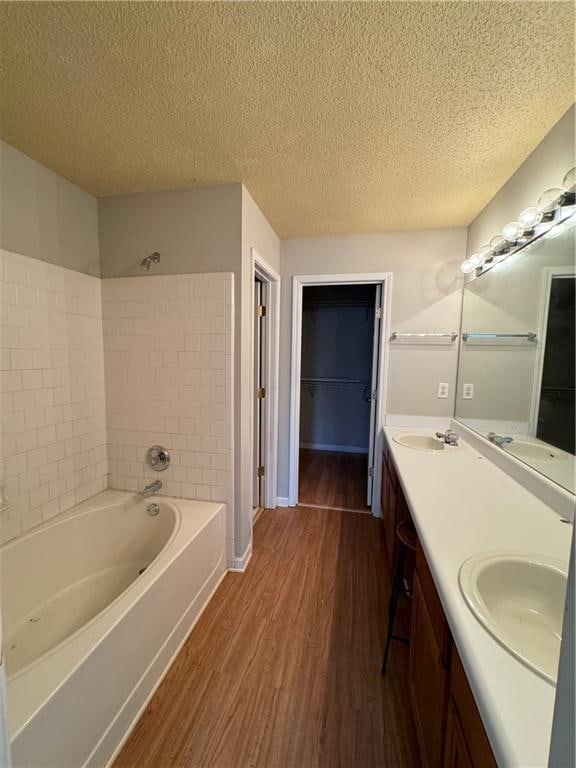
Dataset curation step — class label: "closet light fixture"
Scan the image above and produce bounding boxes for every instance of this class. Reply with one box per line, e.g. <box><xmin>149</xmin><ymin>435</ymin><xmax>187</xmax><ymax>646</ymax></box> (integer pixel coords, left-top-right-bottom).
<box><xmin>460</xmin><ymin>164</ymin><xmax>576</xmax><ymax>277</ymax></box>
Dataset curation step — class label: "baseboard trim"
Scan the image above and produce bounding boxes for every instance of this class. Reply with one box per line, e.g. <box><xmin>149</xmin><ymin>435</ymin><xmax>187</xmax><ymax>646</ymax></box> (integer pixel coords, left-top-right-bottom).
<box><xmin>276</xmin><ymin>497</ymin><xmax>290</xmax><ymax>507</ymax></box>
<box><xmin>229</xmin><ymin>540</ymin><xmax>253</xmax><ymax>572</ymax></box>
<box><xmin>299</xmin><ymin>442</ymin><xmax>368</xmax><ymax>454</ymax></box>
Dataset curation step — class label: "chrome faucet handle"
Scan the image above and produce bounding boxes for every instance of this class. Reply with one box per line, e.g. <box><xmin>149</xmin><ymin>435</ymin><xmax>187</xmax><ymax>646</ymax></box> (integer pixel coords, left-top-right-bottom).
<box><xmin>435</xmin><ymin>429</ymin><xmax>459</xmax><ymax>445</ymax></box>
<box><xmin>146</xmin><ymin>445</ymin><xmax>170</xmax><ymax>471</ymax></box>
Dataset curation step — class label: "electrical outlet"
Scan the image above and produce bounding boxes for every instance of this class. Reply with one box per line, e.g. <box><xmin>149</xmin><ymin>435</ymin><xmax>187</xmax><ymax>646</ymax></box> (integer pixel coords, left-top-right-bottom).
<box><xmin>463</xmin><ymin>383</ymin><xmax>474</xmax><ymax>399</ymax></box>
<box><xmin>437</xmin><ymin>382</ymin><xmax>449</xmax><ymax>399</ymax></box>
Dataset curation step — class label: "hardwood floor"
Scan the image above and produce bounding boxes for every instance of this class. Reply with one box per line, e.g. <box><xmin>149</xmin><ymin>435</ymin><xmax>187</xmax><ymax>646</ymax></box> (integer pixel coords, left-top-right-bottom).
<box><xmin>298</xmin><ymin>450</ymin><xmax>370</xmax><ymax>512</ymax></box>
<box><xmin>114</xmin><ymin>507</ymin><xmax>419</xmax><ymax>768</ymax></box>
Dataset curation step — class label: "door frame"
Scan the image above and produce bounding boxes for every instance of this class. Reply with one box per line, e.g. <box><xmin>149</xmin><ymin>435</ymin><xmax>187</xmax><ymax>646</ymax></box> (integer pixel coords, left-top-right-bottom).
<box><xmin>251</xmin><ymin>248</ymin><xmax>281</xmax><ymax>511</ymax></box>
<box><xmin>529</xmin><ymin>265</ymin><xmax>576</xmax><ymax>434</ymax></box>
<box><xmin>288</xmin><ymin>272</ymin><xmax>391</xmax><ymax>513</ymax></box>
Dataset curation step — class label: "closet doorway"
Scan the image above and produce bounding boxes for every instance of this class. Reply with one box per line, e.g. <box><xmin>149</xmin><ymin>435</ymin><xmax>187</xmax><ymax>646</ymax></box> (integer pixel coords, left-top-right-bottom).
<box><xmin>289</xmin><ymin>274</ymin><xmax>389</xmax><ymax>514</ymax></box>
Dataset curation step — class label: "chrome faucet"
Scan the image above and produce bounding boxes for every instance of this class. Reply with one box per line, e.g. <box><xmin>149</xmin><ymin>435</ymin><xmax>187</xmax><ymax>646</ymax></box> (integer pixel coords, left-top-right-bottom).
<box><xmin>142</xmin><ymin>479</ymin><xmax>162</xmax><ymax>497</ymax></box>
<box><xmin>435</xmin><ymin>429</ymin><xmax>459</xmax><ymax>446</ymax></box>
<box><xmin>487</xmin><ymin>432</ymin><xmax>513</xmax><ymax>448</ymax></box>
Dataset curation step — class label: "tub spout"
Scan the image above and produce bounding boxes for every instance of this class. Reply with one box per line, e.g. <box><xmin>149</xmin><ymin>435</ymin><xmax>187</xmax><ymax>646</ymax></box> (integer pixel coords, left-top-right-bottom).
<box><xmin>142</xmin><ymin>480</ymin><xmax>162</xmax><ymax>498</ymax></box>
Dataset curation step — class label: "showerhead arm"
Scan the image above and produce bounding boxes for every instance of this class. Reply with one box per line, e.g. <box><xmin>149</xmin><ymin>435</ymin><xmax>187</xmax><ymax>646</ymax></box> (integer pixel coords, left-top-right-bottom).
<box><xmin>140</xmin><ymin>251</ymin><xmax>161</xmax><ymax>271</ymax></box>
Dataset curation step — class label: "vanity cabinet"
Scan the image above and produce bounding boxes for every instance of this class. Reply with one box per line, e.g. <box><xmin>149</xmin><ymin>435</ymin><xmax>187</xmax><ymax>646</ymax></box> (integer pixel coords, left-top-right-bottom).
<box><xmin>381</xmin><ymin>446</ymin><xmax>399</xmax><ymax>572</ymax></box>
<box><xmin>407</xmin><ymin>536</ymin><xmax>497</xmax><ymax>768</ymax></box>
<box><xmin>446</xmin><ymin>651</ymin><xmax>498</xmax><ymax>768</ymax></box>
<box><xmin>444</xmin><ymin>702</ymin><xmax>473</xmax><ymax>768</ymax></box>
<box><xmin>409</xmin><ymin>547</ymin><xmax>451</xmax><ymax>768</ymax></box>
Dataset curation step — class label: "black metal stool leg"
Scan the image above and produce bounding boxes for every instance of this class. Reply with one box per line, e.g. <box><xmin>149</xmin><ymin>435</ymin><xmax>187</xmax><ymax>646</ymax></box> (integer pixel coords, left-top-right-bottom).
<box><xmin>381</xmin><ymin>542</ymin><xmax>407</xmax><ymax>674</ymax></box>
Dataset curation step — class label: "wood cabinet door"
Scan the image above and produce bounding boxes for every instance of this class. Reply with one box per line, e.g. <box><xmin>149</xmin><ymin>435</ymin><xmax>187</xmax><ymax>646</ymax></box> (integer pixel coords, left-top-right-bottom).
<box><xmin>409</xmin><ymin>574</ymin><xmax>450</xmax><ymax>768</ymax></box>
<box><xmin>444</xmin><ymin>703</ymin><xmax>473</xmax><ymax>768</ymax></box>
<box><xmin>381</xmin><ymin>452</ymin><xmax>388</xmax><ymax>515</ymax></box>
<box><xmin>383</xmin><ymin>468</ymin><xmax>397</xmax><ymax>571</ymax></box>
<box><xmin>449</xmin><ymin>650</ymin><xmax>498</xmax><ymax>768</ymax></box>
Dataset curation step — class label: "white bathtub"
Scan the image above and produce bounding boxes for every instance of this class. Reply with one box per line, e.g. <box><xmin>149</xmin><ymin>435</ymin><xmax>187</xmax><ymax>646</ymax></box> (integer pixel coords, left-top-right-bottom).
<box><xmin>1</xmin><ymin>490</ymin><xmax>226</xmax><ymax>768</ymax></box>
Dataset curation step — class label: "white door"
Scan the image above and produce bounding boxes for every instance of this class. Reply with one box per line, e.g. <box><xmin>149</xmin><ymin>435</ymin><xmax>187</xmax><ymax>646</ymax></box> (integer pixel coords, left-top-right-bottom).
<box><xmin>367</xmin><ymin>285</ymin><xmax>382</xmax><ymax>505</ymax></box>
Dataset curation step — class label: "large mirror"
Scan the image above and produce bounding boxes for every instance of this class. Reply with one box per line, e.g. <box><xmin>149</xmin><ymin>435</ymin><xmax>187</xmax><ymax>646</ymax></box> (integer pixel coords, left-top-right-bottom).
<box><xmin>456</xmin><ymin>217</ymin><xmax>575</xmax><ymax>494</ymax></box>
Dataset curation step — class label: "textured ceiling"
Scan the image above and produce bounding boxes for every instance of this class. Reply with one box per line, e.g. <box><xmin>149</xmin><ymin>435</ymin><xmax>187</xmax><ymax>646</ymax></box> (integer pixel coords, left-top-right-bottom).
<box><xmin>0</xmin><ymin>2</ymin><xmax>574</xmax><ymax>238</ymax></box>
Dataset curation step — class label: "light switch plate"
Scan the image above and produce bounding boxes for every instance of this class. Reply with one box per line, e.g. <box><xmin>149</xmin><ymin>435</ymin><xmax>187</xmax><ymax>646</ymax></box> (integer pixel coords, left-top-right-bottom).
<box><xmin>437</xmin><ymin>382</ymin><xmax>449</xmax><ymax>399</ymax></box>
<box><xmin>463</xmin><ymin>383</ymin><xmax>474</xmax><ymax>399</ymax></box>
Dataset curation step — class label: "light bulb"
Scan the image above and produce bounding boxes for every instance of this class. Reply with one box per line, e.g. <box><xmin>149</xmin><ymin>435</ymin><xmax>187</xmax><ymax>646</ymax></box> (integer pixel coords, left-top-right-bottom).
<box><xmin>489</xmin><ymin>235</ymin><xmax>506</xmax><ymax>252</ymax></box>
<box><xmin>562</xmin><ymin>167</ymin><xmax>576</xmax><ymax>195</ymax></box>
<box><xmin>469</xmin><ymin>253</ymin><xmax>484</xmax><ymax>268</ymax></box>
<box><xmin>518</xmin><ymin>207</ymin><xmax>543</xmax><ymax>229</ymax></box>
<box><xmin>460</xmin><ymin>260</ymin><xmax>475</xmax><ymax>274</ymax></box>
<box><xmin>538</xmin><ymin>188</ymin><xmax>564</xmax><ymax>214</ymax></box>
<box><xmin>502</xmin><ymin>221</ymin><xmax>523</xmax><ymax>242</ymax></box>
<box><xmin>478</xmin><ymin>245</ymin><xmax>492</xmax><ymax>262</ymax></box>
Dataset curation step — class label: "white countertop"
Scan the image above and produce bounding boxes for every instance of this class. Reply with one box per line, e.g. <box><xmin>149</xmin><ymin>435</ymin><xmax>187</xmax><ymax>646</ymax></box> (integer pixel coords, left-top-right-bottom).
<box><xmin>384</xmin><ymin>426</ymin><xmax>573</xmax><ymax>768</ymax></box>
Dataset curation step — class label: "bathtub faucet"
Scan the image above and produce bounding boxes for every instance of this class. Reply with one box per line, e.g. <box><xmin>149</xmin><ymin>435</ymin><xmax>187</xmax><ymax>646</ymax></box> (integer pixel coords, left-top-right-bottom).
<box><xmin>142</xmin><ymin>479</ymin><xmax>162</xmax><ymax>498</ymax></box>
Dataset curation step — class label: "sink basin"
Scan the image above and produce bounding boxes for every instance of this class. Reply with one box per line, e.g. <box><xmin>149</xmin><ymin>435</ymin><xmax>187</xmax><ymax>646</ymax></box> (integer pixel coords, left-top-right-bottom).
<box><xmin>503</xmin><ymin>440</ymin><xmax>566</xmax><ymax>462</ymax></box>
<box><xmin>393</xmin><ymin>434</ymin><xmax>447</xmax><ymax>451</ymax></box>
<box><xmin>459</xmin><ymin>552</ymin><xmax>568</xmax><ymax>683</ymax></box>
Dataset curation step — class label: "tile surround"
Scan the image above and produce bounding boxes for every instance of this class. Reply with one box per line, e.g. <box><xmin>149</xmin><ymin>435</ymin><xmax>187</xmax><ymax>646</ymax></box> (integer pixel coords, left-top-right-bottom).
<box><xmin>0</xmin><ymin>250</ymin><xmax>108</xmax><ymax>544</ymax></box>
<box><xmin>102</xmin><ymin>273</ymin><xmax>235</xmax><ymax>559</ymax></box>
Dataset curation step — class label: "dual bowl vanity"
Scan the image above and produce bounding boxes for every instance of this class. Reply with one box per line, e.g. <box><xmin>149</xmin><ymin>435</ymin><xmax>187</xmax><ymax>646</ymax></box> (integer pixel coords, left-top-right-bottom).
<box><xmin>381</xmin><ymin>427</ymin><xmax>571</xmax><ymax>768</ymax></box>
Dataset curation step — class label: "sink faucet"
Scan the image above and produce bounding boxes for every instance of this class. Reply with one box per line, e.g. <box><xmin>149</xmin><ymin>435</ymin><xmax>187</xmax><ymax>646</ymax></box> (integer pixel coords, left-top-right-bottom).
<box><xmin>435</xmin><ymin>429</ymin><xmax>459</xmax><ymax>446</ymax></box>
<box><xmin>487</xmin><ymin>432</ymin><xmax>513</xmax><ymax>448</ymax></box>
<box><xmin>142</xmin><ymin>479</ymin><xmax>162</xmax><ymax>497</ymax></box>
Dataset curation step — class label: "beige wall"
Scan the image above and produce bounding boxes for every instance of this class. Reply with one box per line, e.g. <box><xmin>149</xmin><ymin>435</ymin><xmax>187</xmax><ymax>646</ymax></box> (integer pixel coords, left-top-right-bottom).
<box><xmin>0</xmin><ymin>141</ymin><xmax>100</xmax><ymax>276</ymax></box>
<box><xmin>98</xmin><ymin>184</ymin><xmax>242</xmax><ymax>278</ymax></box>
<box><xmin>278</xmin><ymin>228</ymin><xmax>467</xmax><ymax>499</ymax></box>
<box><xmin>467</xmin><ymin>105</ymin><xmax>575</xmax><ymax>257</ymax></box>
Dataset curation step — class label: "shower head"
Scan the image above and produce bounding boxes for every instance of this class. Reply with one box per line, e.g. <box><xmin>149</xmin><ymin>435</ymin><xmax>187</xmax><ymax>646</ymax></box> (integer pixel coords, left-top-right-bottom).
<box><xmin>140</xmin><ymin>251</ymin><xmax>161</xmax><ymax>271</ymax></box>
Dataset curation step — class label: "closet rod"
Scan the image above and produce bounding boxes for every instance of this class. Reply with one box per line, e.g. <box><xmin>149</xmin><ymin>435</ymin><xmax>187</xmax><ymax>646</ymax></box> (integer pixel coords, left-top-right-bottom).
<box><xmin>301</xmin><ymin>377</ymin><xmax>368</xmax><ymax>384</ymax></box>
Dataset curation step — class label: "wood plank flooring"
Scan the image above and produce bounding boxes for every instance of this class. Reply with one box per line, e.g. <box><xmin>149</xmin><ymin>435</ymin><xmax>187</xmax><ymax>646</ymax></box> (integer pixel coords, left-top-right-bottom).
<box><xmin>298</xmin><ymin>450</ymin><xmax>370</xmax><ymax>512</ymax></box>
<box><xmin>114</xmin><ymin>506</ymin><xmax>419</xmax><ymax>768</ymax></box>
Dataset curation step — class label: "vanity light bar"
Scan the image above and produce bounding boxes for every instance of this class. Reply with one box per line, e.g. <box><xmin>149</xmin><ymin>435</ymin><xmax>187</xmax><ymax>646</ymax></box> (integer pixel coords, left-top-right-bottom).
<box><xmin>460</xmin><ymin>165</ymin><xmax>576</xmax><ymax>275</ymax></box>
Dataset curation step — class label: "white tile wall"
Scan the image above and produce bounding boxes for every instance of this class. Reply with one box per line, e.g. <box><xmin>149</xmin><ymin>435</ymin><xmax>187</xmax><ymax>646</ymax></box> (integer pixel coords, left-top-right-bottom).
<box><xmin>102</xmin><ymin>273</ymin><xmax>235</xmax><ymax>560</ymax></box>
<box><xmin>0</xmin><ymin>250</ymin><xmax>108</xmax><ymax>544</ymax></box>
